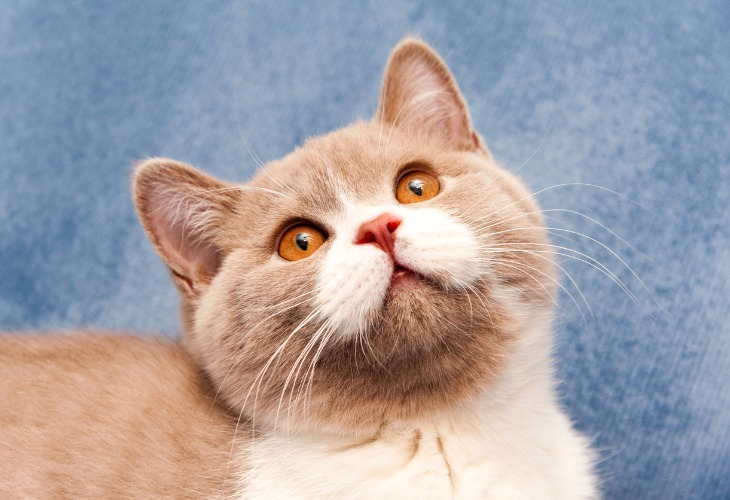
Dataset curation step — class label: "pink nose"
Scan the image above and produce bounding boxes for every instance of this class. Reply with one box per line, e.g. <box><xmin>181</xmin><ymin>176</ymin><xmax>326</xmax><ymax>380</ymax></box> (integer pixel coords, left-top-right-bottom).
<box><xmin>354</xmin><ymin>213</ymin><xmax>402</xmax><ymax>255</ymax></box>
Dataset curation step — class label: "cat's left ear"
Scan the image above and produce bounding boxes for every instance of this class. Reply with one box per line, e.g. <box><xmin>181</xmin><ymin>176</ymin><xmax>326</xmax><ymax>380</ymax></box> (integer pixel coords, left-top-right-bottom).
<box><xmin>133</xmin><ymin>158</ymin><xmax>238</xmax><ymax>299</ymax></box>
<box><xmin>375</xmin><ymin>38</ymin><xmax>489</xmax><ymax>155</ymax></box>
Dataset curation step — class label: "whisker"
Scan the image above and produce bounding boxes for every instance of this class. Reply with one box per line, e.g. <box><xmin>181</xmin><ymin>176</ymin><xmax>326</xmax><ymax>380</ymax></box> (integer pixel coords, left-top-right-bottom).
<box><xmin>486</xmin><ymin>257</ymin><xmax>587</xmax><ymax>324</ymax></box>
<box><xmin>295</xmin><ymin>319</ymin><xmax>340</xmax><ymax>423</ymax></box>
<box><xmin>468</xmin><ymin>183</ymin><xmax>645</xmax><ymax>230</ymax></box>
<box><xmin>229</xmin><ymin>301</ymin><xmax>327</xmax><ymax>461</ymax></box>
<box><xmin>477</xmin><ymin>224</ymin><xmax>652</xmax><ymax>311</ymax></box>
<box><xmin>276</xmin><ymin>316</ymin><xmax>334</xmax><ymax>430</ymax></box>
<box><xmin>469</xmin><ymin>207</ymin><xmax>642</xmax><ymax>262</ymax></box>
<box><xmin>511</xmin><ymin>137</ymin><xmax>545</xmax><ymax>175</ymax></box>
<box><xmin>479</xmin><ymin>242</ymin><xmax>646</xmax><ymax>320</ymax></box>
<box><xmin>234</xmin><ymin>116</ymin><xmax>266</xmax><ymax>170</ymax></box>
<box><xmin>207</xmin><ymin>289</ymin><xmax>321</xmax><ymax>414</ymax></box>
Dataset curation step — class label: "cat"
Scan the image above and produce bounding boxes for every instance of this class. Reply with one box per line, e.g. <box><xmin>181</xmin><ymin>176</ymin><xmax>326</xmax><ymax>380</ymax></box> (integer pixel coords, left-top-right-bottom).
<box><xmin>0</xmin><ymin>38</ymin><xmax>598</xmax><ymax>498</ymax></box>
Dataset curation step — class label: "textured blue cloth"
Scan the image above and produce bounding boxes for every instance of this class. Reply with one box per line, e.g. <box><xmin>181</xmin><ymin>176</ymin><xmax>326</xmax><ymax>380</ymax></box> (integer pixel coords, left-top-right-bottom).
<box><xmin>1</xmin><ymin>1</ymin><xmax>728</xmax><ymax>498</ymax></box>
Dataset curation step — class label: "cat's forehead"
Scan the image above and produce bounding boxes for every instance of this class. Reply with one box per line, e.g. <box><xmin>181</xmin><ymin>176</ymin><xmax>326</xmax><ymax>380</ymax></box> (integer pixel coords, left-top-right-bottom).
<box><xmin>252</xmin><ymin>123</ymin><xmax>430</xmax><ymax>207</ymax></box>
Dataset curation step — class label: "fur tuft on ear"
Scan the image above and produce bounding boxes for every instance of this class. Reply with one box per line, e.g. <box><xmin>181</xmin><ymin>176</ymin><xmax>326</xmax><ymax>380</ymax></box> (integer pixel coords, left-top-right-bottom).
<box><xmin>133</xmin><ymin>158</ymin><xmax>238</xmax><ymax>298</ymax></box>
<box><xmin>376</xmin><ymin>37</ymin><xmax>489</xmax><ymax>155</ymax></box>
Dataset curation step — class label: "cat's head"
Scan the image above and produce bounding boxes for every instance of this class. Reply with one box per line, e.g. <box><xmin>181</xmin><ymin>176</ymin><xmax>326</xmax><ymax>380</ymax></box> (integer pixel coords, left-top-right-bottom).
<box><xmin>134</xmin><ymin>39</ymin><xmax>554</xmax><ymax>433</ymax></box>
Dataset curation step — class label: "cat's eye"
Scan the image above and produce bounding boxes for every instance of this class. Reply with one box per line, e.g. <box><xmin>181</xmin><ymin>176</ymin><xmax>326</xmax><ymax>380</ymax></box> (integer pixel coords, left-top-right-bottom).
<box><xmin>278</xmin><ymin>225</ymin><xmax>326</xmax><ymax>261</ymax></box>
<box><xmin>396</xmin><ymin>171</ymin><xmax>440</xmax><ymax>204</ymax></box>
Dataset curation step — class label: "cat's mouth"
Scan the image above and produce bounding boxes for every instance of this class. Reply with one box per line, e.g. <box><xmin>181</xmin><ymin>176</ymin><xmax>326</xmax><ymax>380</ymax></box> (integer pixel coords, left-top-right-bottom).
<box><xmin>389</xmin><ymin>259</ymin><xmax>449</xmax><ymax>293</ymax></box>
<box><xmin>390</xmin><ymin>262</ymin><xmax>418</xmax><ymax>286</ymax></box>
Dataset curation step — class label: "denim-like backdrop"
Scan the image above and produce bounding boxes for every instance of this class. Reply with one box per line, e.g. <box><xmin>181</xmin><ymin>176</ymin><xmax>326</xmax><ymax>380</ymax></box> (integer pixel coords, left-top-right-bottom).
<box><xmin>1</xmin><ymin>1</ymin><xmax>728</xmax><ymax>498</ymax></box>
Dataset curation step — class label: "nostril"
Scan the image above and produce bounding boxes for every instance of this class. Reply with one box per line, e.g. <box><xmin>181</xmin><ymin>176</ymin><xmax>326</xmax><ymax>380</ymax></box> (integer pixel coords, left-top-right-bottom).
<box><xmin>386</xmin><ymin>220</ymin><xmax>401</xmax><ymax>233</ymax></box>
<box><xmin>360</xmin><ymin>231</ymin><xmax>376</xmax><ymax>244</ymax></box>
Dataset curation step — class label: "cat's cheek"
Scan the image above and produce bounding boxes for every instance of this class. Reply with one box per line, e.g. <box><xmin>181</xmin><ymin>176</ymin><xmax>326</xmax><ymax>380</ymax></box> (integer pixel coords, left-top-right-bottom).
<box><xmin>314</xmin><ymin>241</ymin><xmax>393</xmax><ymax>339</ymax></box>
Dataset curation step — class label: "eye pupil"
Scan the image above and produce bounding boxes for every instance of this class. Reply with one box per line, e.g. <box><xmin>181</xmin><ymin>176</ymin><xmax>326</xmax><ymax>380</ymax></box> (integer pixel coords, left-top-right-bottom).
<box><xmin>395</xmin><ymin>170</ymin><xmax>439</xmax><ymax>205</ymax></box>
<box><xmin>279</xmin><ymin>224</ymin><xmax>325</xmax><ymax>261</ymax></box>
<box><xmin>408</xmin><ymin>180</ymin><xmax>424</xmax><ymax>196</ymax></box>
<box><xmin>295</xmin><ymin>233</ymin><xmax>309</xmax><ymax>251</ymax></box>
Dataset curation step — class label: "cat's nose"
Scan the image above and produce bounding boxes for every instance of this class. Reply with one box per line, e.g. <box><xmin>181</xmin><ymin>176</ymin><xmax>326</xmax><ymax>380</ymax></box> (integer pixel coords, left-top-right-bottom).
<box><xmin>354</xmin><ymin>213</ymin><xmax>402</xmax><ymax>255</ymax></box>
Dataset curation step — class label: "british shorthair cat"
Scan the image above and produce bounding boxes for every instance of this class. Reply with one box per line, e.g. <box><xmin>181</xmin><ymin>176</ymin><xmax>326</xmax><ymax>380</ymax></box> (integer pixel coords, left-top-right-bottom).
<box><xmin>0</xmin><ymin>38</ymin><xmax>597</xmax><ymax>498</ymax></box>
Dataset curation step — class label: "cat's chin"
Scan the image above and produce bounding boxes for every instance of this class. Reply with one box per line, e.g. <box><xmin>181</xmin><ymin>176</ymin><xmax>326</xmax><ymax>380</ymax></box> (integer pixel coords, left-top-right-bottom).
<box><xmin>384</xmin><ymin>264</ymin><xmax>441</xmax><ymax>314</ymax></box>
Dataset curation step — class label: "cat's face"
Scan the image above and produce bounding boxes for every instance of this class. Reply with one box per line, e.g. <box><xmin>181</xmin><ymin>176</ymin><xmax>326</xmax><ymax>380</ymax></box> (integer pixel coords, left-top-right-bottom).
<box><xmin>134</xmin><ymin>39</ymin><xmax>554</xmax><ymax>433</ymax></box>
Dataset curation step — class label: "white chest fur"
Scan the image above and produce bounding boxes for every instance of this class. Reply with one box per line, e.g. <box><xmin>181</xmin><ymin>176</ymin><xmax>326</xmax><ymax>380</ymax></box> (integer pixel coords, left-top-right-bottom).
<box><xmin>238</xmin><ymin>384</ymin><xmax>597</xmax><ymax>499</ymax></box>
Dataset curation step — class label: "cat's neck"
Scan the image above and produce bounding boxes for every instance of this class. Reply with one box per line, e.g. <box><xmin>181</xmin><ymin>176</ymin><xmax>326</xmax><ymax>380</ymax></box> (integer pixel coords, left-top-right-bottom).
<box><xmin>237</xmin><ymin>317</ymin><xmax>588</xmax><ymax>499</ymax></box>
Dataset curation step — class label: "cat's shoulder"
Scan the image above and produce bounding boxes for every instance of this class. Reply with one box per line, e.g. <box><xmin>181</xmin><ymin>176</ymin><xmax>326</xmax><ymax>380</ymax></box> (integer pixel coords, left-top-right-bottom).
<box><xmin>0</xmin><ymin>333</ymin><xmax>242</xmax><ymax>499</ymax></box>
<box><xmin>1</xmin><ymin>330</ymin><xmax>177</xmax><ymax>355</ymax></box>
<box><xmin>0</xmin><ymin>332</ymin><xmax>195</xmax><ymax>387</ymax></box>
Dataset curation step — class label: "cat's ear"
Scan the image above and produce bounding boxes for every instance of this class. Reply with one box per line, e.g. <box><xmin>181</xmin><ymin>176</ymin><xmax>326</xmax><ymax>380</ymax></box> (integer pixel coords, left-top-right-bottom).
<box><xmin>376</xmin><ymin>38</ymin><xmax>489</xmax><ymax>155</ymax></box>
<box><xmin>133</xmin><ymin>159</ymin><xmax>238</xmax><ymax>298</ymax></box>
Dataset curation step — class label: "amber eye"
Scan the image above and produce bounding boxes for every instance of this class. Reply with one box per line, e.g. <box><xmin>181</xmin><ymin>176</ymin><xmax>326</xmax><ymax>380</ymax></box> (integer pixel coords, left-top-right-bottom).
<box><xmin>278</xmin><ymin>225</ymin><xmax>326</xmax><ymax>261</ymax></box>
<box><xmin>396</xmin><ymin>171</ymin><xmax>440</xmax><ymax>204</ymax></box>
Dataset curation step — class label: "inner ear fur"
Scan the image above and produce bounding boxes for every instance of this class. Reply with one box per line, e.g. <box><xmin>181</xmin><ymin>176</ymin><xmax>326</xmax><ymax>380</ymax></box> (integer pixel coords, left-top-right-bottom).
<box><xmin>133</xmin><ymin>158</ymin><xmax>239</xmax><ymax>298</ymax></box>
<box><xmin>376</xmin><ymin>37</ymin><xmax>489</xmax><ymax>155</ymax></box>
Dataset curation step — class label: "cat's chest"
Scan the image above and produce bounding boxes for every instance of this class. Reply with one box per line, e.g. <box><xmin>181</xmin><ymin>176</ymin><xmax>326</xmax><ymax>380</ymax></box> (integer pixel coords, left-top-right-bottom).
<box><xmin>239</xmin><ymin>421</ymin><xmax>518</xmax><ymax>499</ymax></box>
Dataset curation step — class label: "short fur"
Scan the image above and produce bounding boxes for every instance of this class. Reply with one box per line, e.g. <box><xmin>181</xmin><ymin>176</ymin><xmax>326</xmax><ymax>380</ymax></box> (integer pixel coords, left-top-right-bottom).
<box><xmin>1</xmin><ymin>38</ymin><xmax>597</xmax><ymax>498</ymax></box>
<box><xmin>0</xmin><ymin>334</ymin><xmax>239</xmax><ymax>498</ymax></box>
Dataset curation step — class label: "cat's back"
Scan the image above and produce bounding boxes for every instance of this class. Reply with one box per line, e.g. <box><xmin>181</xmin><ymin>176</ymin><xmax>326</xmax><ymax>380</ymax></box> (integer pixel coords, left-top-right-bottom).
<box><xmin>0</xmin><ymin>333</ymin><xmax>241</xmax><ymax>499</ymax></box>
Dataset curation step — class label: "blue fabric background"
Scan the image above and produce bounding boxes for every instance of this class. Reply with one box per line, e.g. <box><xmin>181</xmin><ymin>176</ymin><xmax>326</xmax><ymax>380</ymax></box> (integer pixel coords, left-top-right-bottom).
<box><xmin>1</xmin><ymin>1</ymin><xmax>728</xmax><ymax>498</ymax></box>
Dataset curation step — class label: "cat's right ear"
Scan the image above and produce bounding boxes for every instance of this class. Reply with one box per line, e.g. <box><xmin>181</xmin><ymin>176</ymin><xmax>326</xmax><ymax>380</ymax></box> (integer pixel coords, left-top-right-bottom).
<box><xmin>133</xmin><ymin>159</ymin><xmax>238</xmax><ymax>299</ymax></box>
<box><xmin>376</xmin><ymin>38</ymin><xmax>490</xmax><ymax>156</ymax></box>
